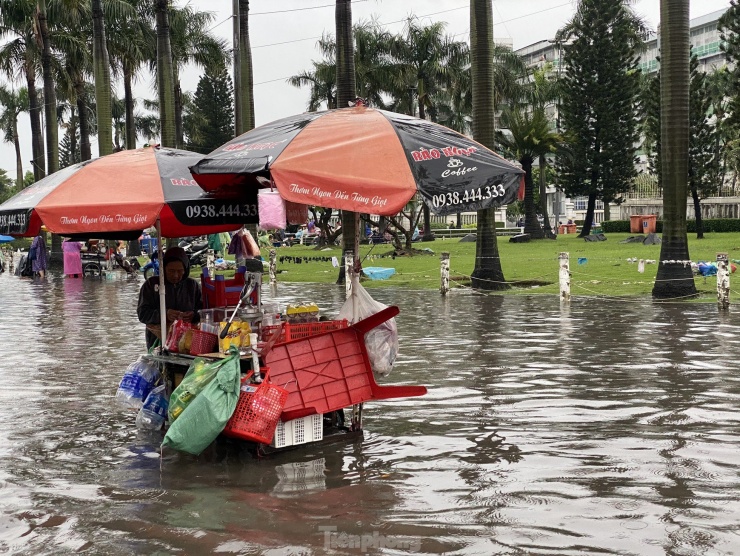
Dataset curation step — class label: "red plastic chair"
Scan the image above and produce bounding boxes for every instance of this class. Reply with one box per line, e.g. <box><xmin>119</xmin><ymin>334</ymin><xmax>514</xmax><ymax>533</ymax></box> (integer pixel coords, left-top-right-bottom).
<box><xmin>201</xmin><ymin>267</ymin><xmax>246</xmax><ymax>308</ymax></box>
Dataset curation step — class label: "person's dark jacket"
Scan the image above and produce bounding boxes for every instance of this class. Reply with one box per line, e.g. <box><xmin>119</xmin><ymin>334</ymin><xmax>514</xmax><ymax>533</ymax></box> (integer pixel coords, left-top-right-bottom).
<box><xmin>137</xmin><ymin>246</ymin><xmax>202</xmax><ymax>348</ymax></box>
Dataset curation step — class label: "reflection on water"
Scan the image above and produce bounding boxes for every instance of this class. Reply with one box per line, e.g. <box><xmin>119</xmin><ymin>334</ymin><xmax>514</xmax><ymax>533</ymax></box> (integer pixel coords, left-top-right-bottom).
<box><xmin>1</xmin><ymin>271</ymin><xmax>740</xmax><ymax>555</ymax></box>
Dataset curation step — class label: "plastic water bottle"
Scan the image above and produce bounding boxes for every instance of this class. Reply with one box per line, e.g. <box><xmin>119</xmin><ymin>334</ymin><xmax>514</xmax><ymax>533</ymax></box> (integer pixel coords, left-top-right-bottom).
<box><xmin>136</xmin><ymin>385</ymin><xmax>169</xmax><ymax>430</ymax></box>
<box><xmin>115</xmin><ymin>359</ymin><xmax>160</xmax><ymax>409</ymax></box>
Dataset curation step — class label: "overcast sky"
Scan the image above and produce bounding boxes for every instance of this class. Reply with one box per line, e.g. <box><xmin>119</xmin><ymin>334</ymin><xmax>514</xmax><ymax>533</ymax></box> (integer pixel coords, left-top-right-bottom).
<box><xmin>0</xmin><ymin>0</ymin><xmax>732</xmax><ymax>177</ymax></box>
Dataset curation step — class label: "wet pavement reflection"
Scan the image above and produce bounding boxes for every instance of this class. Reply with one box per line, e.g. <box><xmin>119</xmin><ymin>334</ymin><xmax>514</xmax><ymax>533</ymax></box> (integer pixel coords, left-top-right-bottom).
<box><xmin>1</xmin><ymin>270</ymin><xmax>740</xmax><ymax>555</ymax></box>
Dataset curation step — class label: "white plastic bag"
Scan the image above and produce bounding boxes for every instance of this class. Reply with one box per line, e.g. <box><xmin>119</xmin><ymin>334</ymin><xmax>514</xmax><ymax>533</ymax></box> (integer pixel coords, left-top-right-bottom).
<box><xmin>338</xmin><ymin>275</ymin><xmax>398</xmax><ymax>377</ymax></box>
<box><xmin>258</xmin><ymin>189</ymin><xmax>286</xmax><ymax>230</ymax></box>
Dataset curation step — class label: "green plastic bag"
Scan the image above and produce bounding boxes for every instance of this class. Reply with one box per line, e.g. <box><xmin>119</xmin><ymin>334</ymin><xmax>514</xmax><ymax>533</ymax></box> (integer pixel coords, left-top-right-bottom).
<box><xmin>168</xmin><ymin>356</ymin><xmax>225</xmax><ymax>423</ymax></box>
<box><xmin>162</xmin><ymin>349</ymin><xmax>241</xmax><ymax>455</ymax></box>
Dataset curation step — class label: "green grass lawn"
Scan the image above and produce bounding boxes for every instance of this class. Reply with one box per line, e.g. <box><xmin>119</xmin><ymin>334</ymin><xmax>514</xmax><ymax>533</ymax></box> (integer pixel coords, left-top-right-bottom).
<box><xmin>256</xmin><ymin>233</ymin><xmax>740</xmax><ymax>301</ymax></box>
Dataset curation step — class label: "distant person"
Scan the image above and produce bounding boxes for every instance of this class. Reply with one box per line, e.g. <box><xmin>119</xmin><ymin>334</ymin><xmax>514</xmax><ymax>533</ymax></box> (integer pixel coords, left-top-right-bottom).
<box><xmin>207</xmin><ymin>233</ymin><xmax>223</xmax><ymax>257</ymax></box>
<box><xmin>30</xmin><ymin>233</ymin><xmax>47</xmax><ymax>278</ymax></box>
<box><xmin>62</xmin><ymin>239</ymin><xmax>83</xmax><ymax>278</ymax></box>
<box><xmin>412</xmin><ymin>226</ymin><xmax>420</xmax><ymax>241</ymax></box>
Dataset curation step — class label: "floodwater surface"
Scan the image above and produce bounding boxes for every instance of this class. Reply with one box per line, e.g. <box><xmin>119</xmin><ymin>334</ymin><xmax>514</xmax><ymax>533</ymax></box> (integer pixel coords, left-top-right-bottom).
<box><xmin>1</xmin><ymin>269</ymin><xmax>739</xmax><ymax>555</ymax></box>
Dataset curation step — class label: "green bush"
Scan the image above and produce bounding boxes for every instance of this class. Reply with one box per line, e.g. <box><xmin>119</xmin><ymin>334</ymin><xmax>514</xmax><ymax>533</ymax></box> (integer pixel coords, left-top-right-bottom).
<box><xmin>602</xmin><ymin>220</ymin><xmax>630</xmax><ymax>233</ymax></box>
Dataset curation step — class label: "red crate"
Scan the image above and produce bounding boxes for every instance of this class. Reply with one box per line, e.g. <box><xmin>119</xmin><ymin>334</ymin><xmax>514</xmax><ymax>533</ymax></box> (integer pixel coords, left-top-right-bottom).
<box><xmin>261</xmin><ymin>319</ymin><xmax>349</xmax><ymax>344</ymax></box>
<box><xmin>264</xmin><ymin>308</ymin><xmax>427</xmax><ymax>421</ymax></box>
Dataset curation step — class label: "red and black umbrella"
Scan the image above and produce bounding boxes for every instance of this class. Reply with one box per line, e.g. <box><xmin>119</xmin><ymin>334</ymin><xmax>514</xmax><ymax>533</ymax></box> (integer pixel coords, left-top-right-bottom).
<box><xmin>189</xmin><ymin>106</ymin><xmax>524</xmax><ymax>216</ymax></box>
<box><xmin>0</xmin><ymin>146</ymin><xmax>257</xmax><ymax>238</ymax></box>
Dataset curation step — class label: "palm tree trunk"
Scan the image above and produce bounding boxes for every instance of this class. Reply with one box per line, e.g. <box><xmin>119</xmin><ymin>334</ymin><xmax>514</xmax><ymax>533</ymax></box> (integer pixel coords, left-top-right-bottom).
<box><xmin>69</xmin><ymin>109</ymin><xmax>78</xmax><ymax>163</ymax></box>
<box><xmin>76</xmin><ymin>78</ymin><xmax>92</xmax><ymax>161</ymax></box>
<box><xmin>92</xmin><ymin>0</ymin><xmax>113</xmax><ymax>157</ymax></box>
<box><xmin>37</xmin><ymin>0</ymin><xmax>59</xmax><ymax>174</ymax></box>
<box><xmin>539</xmin><ymin>154</ymin><xmax>553</xmax><ymax>237</ymax></box>
<box><xmin>523</xmin><ymin>158</ymin><xmax>543</xmax><ymax>238</ymax></box>
<box><xmin>174</xmin><ymin>74</ymin><xmax>183</xmax><ymax>148</ymax></box>
<box><xmin>239</xmin><ymin>0</ymin><xmax>255</xmax><ymax>132</ymax></box>
<box><xmin>13</xmin><ymin>121</ymin><xmax>23</xmax><ymax>187</ymax></box>
<box><xmin>233</xmin><ymin>0</ymin><xmax>241</xmax><ymax>135</ymax></box>
<box><xmin>124</xmin><ymin>67</ymin><xmax>136</xmax><ymax>150</ymax></box>
<box><xmin>336</xmin><ymin>0</ymin><xmax>358</xmax><ymax>286</ymax></box>
<box><xmin>470</xmin><ymin>0</ymin><xmax>507</xmax><ymax>290</ymax></box>
<box><xmin>25</xmin><ymin>54</ymin><xmax>45</xmax><ymax>181</ymax></box>
<box><xmin>155</xmin><ymin>0</ymin><xmax>176</xmax><ymax>148</ymax></box>
<box><xmin>653</xmin><ymin>0</ymin><xmax>696</xmax><ymax>298</ymax></box>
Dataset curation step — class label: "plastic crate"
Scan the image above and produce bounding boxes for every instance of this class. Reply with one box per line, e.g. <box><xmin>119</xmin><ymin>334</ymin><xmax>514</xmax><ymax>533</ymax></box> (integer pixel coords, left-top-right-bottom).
<box><xmin>270</xmin><ymin>414</ymin><xmax>324</xmax><ymax>448</ymax></box>
<box><xmin>261</xmin><ymin>319</ymin><xmax>348</xmax><ymax>344</ymax></box>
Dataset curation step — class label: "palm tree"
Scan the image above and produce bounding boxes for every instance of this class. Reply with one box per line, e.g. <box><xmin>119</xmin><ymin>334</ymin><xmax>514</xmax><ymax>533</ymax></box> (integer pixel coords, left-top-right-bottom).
<box><xmin>652</xmin><ymin>0</ymin><xmax>696</xmax><ymax>299</ymax></box>
<box><xmin>0</xmin><ymin>86</ymin><xmax>29</xmax><ymax>187</ymax></box>
<box><xmin>287</xmin><ymin>50</ymin><xmax>337</xmax><ymax>111</ymax></box>
<box><xmin>497</xmin><ymin>107</ymin><xmax>562</xmax><ymax>239</ymax></box>
<box><xmin>387</xmin><ymin>18</ymin><xmax>468</xmax><ymax>240</ymax></box>
<box><xmin>336</xmin><ymin>0</ymin><xmax>358</xmax><ymax>286</ymax></box>
<box><xmin>0</xmin><ymin>0</ymin><xmax>45</xmax><ymax>181</ymax></box>
<box><xmin>155</xmin><ymin>0</ymin><xmax>176</xmax><ymax>147</ymax></box>
<box><xmin>238</xmin><ymin>0</ymin><xmax>255</xmax><ymax>132</ymax></box>
<box><xmin>36</xmin><ymin>0</ymin><xmax>59</xmax><ymax>174</ymax></box>
<box><xmin>168</xmin><ymin>4</ymin><xmax>229</xmax><ymax>147</ymax></box>
<box><xmin>470</xmin><ymin>0</ymin><xmax>507</xmax><ymax>291</ymax></box>
<box><xmin>108</xmin><ymin>0</ymin><xmax>154</xmax><ymax>150</ymax></box>
<box><xmin>92</xmin><ymin>0</ymin><xmax>112</xmax><ymax>156</ymax></box>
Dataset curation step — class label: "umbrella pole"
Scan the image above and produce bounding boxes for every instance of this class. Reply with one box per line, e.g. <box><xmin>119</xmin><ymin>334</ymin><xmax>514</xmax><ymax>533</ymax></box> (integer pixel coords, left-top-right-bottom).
<box><xmin>155</xmin><ymin>219</ymin><xmax>167</xmax><ymax>347</ymax></box>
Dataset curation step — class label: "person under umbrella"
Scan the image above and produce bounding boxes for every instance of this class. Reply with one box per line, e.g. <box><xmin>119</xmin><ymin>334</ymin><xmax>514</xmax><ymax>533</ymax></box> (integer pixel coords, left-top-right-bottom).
<box><xmin>137</xmin><ymin>247</ymin><xmax>201</xmax><ymax>349</ymax></box>
<box><xmin>30</xmin><ymin>233</ymin><xmax>47</xmax><ymax>278</ymax></box>
<box><xmin>62</xmin><ymin>238</ymin><xmax>83</xmax><ymax>278</ymax></box>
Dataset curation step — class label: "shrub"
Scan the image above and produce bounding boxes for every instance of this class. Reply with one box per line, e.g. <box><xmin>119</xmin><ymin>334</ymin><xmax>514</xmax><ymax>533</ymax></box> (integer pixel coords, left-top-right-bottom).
<box><xmin>601</xmin><ymin>218</ymin><xmax>740</xmax><ymax>233</ymax></box>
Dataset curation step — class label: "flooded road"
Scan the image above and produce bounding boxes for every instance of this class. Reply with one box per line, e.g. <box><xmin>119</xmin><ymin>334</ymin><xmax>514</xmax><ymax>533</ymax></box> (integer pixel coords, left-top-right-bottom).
<box><xmin>1</xmin><ymin>270</ymin><xmax>740</xmax><ymax>555</ymax></box>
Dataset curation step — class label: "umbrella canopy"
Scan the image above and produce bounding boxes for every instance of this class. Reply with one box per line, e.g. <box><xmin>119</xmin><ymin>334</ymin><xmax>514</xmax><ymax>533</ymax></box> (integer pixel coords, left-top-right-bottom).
<box><xmin>0</xmin><ymin>235</ymin><xmax>15</xmax><ymax>243</ymax></box>
<box><xmin>189</xmin><ymin>106</ymin><xmax>524</xmax><ymax>217</ymax></box>
<box><xmin>0</xmin><ymin>146</ymin><xmax>257</xmax><ymax>238</ymax></box>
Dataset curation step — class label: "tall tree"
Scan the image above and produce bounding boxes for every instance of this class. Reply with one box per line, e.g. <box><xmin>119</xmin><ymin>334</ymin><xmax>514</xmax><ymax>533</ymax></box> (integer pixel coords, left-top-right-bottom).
<box><xmin>0</xmin><ymin>0</ymin><xmax>45</xmax><ymax>180</ymax></box>
<box><xmin>169</xmin><ymin>4</ymin><xmax>228</xmax><ymax>147</ymax></box>
<box><xmin>155</xmin><ymin>0</ymin><xmax>176</xmax><ymax>147</ymax></box>
<box><xmin>556</xmin><ymin>0</ymin><xmax>645</xmax><ymax>237</ymax></box>
<box><xmin>470</xmin><ymin>0</ymin><xmax>507</xmax><ymax>291</ymax></box>
<box><xmin>652</xmin><ymin>0</ymin><xmax>696</xmax><ymax>299</ymax></box>
<box><xmin>36</xmin><ymin>0</ymin><xmax>59</xmax><ymax>174</ymax></box>
<box><xmin>184</xmin><ymin>64</ymin><xmax>234</xmax><ymax>154</ymax></box>
<box><xmin>92</xmin><ymin>0</ymin><xmax>112</xmax><ymax>156</ymax></box>
<box><xmin>497</xmin><ymin>107</ymin><xmax>561</xmax><ymax>239</ymax></box>
<box><xmin>336</xmin><ymin>0</ymin><xmax>358</xmax><ymax>286</ymax></box>
<box><xmin>0</xmin><ymin>86</ymin><xmax>29</xmax><ymax>187</ymax></box>
<box><xmin>238</xmin><ymin>0</ymin><xmax>255</xmax><ymax>132</ymax></box>
<box><xmin>387</xmin><ymin>19</ymin><xmax>468</xmax><ymax>241</ymax></box>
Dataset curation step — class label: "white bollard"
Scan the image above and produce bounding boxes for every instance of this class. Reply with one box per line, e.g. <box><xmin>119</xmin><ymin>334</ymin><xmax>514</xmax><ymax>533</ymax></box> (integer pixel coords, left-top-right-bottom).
<box><xmin>440</xmin><ymin>252</ymin><xmax>450</xmax><ymax>295</ymax></box>
<box><xmin>206</xmin><ymin>249</ymin><xmax>215</xmax><ymax>276</ymax></box>
<box><xmin>269</xmin><ymin>249</ymin><xmax>277</xmax><ymax>286</ymax></box>
<box><xmin>717</xmin><ymin>252</ymin><xmax>730</xmax><ymax>309</ymax></box>
<box><xmin>345</xmin><ymin>250</ymin><xmax>354</xmax><ymax>300</ymax></box>
<box><xmin>559</xmin><ymin>252</ymin><xmax>571</xmax><ymax>302</ymax></box>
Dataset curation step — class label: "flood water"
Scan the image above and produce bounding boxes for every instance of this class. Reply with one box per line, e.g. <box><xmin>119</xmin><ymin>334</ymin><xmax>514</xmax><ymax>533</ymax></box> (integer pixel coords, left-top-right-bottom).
<box><xmin>1</xmin><ymin>267</ymin><xmax>740</xmax><ymax>555</ymax></box>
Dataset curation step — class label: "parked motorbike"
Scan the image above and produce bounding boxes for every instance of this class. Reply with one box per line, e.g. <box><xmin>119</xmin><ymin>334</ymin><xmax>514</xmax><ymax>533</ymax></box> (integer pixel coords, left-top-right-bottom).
<box><xmin>178</xmin><ymin>238</ymin><xmax>209</xmax><ymax>268</ymax></box>
<box><xmin>141</xmin><ymin>253</ymin><xmax>160</xmax><ymax>280</ymax></box>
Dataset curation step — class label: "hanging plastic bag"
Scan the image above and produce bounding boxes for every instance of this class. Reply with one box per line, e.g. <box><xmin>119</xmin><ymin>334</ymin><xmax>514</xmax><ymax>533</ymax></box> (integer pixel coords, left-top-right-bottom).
<box><xmin>338</xmin><ymin>275</ymin><xmax>398</xmax><ymax>377</ymax></box>
<box><xmin>258</xmin><ymin>188</ymin><xmax>286</xmax><ymax>230</ymax></box>
<box><xmin>168</xmin><ymin>356</ymin><xmax>228</xmax><ymax>423</ymax></box>
<box><xmin>115</xmin><ymin>357</ymin><xmax>161</xmax><ymax>409</ymax></box>
<box><xmin>162</xmin><ymin>349</ymin><xmax>242</xmax><ymax>455</ymax></box>
<box><xmin>135</xmin><ymin>384</ymin><xmax>169</xmax><ymax>430</ymax></box>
